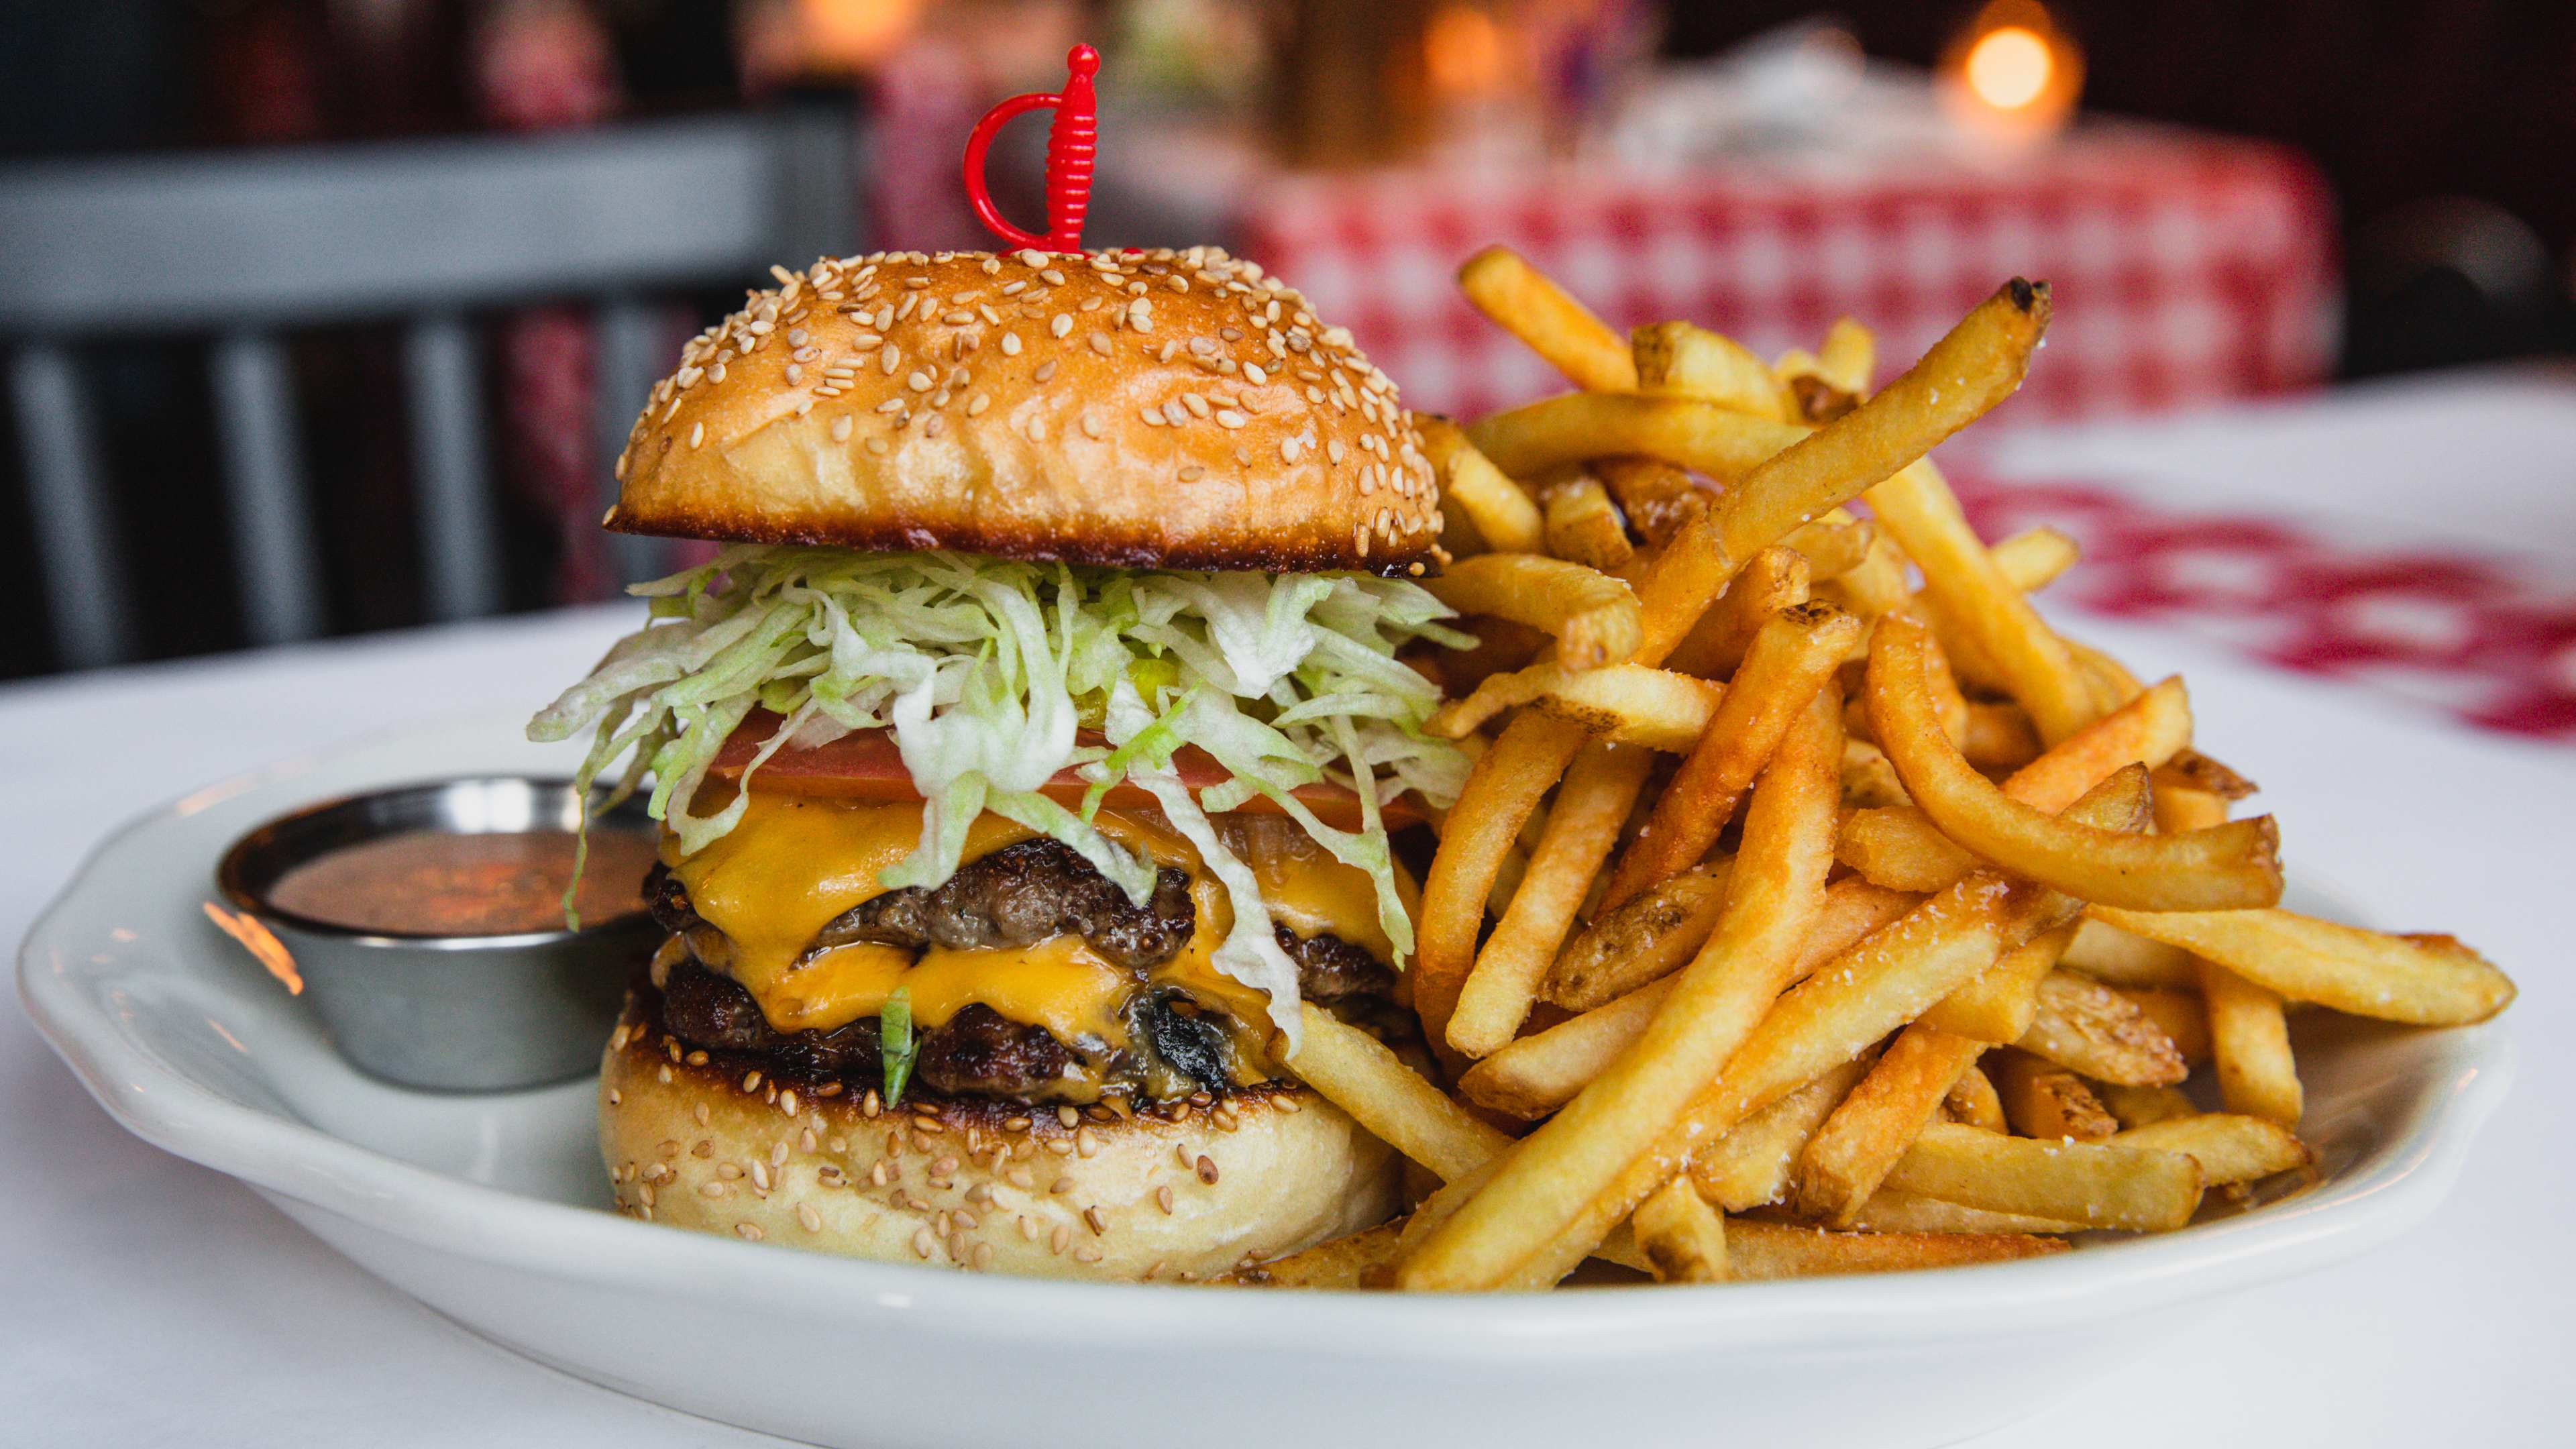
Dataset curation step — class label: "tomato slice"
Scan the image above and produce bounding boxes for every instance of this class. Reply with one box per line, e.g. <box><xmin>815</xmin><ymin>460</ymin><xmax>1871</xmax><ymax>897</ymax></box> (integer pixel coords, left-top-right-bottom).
<box><xmin>708</xmin><ymin>711</ymin><xmax>1421</xmax><ymax>830</ymax></box>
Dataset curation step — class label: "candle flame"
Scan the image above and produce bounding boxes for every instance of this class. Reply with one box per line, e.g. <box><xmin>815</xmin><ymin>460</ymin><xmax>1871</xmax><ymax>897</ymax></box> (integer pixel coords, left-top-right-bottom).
<box><xmin>1966</xmin><ymin>26</ymin><xmax>2053</xmax><ymax>112</ymax></box>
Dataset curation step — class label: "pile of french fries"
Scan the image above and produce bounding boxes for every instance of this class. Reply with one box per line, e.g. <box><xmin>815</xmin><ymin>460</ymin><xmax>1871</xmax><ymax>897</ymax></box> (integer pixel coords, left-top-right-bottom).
<box><xmin>1244</xmin><ymin>247</ymin><xmax>2518</xmax><ymax>1293</ymax></box>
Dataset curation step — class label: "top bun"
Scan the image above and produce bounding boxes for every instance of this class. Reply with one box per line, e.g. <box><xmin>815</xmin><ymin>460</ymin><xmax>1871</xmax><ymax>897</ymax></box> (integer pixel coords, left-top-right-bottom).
<box><xmin>609</xmin><ymin>247</ymin><xmax>1442</xmax><ymax>577</ymax></box>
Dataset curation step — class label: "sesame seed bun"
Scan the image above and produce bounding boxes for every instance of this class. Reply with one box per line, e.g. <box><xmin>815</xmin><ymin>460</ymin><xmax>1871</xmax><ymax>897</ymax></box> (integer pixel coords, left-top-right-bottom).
<box><xmin>599</xmin><ymin>1002</ymin><xmax>1403</xmax><ymax>1281</ymax></box>
<box><xmin>607</xmin><ymin>247</ymin><xmax>1443</xmax><ymax>577</ymax></box>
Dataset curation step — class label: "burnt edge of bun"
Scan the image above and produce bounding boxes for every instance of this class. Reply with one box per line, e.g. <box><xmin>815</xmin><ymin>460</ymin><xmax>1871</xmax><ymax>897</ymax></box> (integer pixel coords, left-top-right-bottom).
<box><xmin>602</xmin><ymin>504</ymin><xmax>1440</xmax><ymax>580</ymax></box>
<box><xmin>607</xmin><ymin>989</ymin><xmax>1309</xmax><ymax>1131</ymax></box>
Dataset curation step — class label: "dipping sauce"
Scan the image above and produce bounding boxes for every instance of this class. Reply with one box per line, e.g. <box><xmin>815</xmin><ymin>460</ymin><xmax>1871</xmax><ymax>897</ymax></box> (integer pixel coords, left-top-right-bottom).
<box><xmin>267</xmin><ymin>829</ymin><xmax>659</xmax><ymax>936</ymax></box>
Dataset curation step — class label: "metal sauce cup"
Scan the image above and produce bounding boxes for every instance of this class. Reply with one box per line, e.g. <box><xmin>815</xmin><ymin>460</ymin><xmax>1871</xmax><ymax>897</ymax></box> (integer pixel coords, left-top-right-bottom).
<box><xmin>216</xmin><ymin>777</ymin><xmax>661</xmax><ymax>1091</ymax></box>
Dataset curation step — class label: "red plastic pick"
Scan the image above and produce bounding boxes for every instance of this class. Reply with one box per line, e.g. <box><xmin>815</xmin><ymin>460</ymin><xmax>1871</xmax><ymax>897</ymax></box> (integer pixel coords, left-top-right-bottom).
<box><xmin>962</xmin><ymin>44</ymin><xmax>1099</xmax><ymax>254</ymax></box>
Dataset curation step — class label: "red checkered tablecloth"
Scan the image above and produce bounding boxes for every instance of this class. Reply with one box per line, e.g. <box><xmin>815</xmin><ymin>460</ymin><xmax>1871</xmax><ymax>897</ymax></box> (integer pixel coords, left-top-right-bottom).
<box><xmin>1948</xmin><ymin>469</ymin><xmax>2576</xmax><ymax>743</ymax></box>
<box><xmin>1241</xmin><ymin>129</ymin><xmax>2337</xmax><ymax>426</ymax></box>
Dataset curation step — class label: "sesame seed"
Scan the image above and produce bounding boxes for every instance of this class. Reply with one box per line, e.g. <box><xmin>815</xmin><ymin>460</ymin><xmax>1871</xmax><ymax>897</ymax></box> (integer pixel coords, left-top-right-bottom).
<box><xmin>1215</xmin><ymin>409</ymin><xmax>1247</xmax><ymax>429</ymax></box>
<box><xmin>1181</xmin><ymin>392</ymin><xmax>1211</xmax><ymax>418</ymax></box>
<box><xmin>1073</xmin><ymin>1246</ymin><xmax>1103</xmax><ymax>1265</ymax></box>
<box><xmin>879</xmin><ymin>344</ymin><xmax>900</xmax><ymax>373</ymax></box>
<box><xmin>1049</xmin><ymin>1175</ymin><xmax>1074</xmax><ymax>1193</ymax></box>
<box><xmin>657</xmin><ymin>1065</ymin><xmax>672</xmax><ymax>1084</ymax></box>
<box><xmin>1080</xmin><ymin>410</ymin><xmax>1104</xmax><ymax>439</ymax></box>
<box><xmin>912</xmin><ymin>1228</ymin><xmax>936</xmax><ymax>1259</ymax></box>
<box><xmin>1034</xmin><ymin>360</ymin><xmax>1058</xmax><ymax>382</ymax></box>
<box><xmin>1083</xmin><ymin>1206</ymin><xmax>1107</xmax><ymax>1236</ymax></box>
<box><xmin>863</xmin><ymin>1091</ymin><xmax>881</xmax><ymax>1117</ymax></box>
<box><xmin>906</xmin><ymin>370</ymin><xmax>931</xmax><ymax>392</ymax></box>
<box><xmin>1244</xmin><ymin>362</ymin><xmax>1268</xmax><ymax>385</ymax></box>
<box><xmin>1087</xmin><ymin>332</ymin><xmax>1112</xmax><ymax>356</ymax></box>
<box><xmin>1057</xmin><ymin>1106</ymin><xmax>1080</xmax><ymax>1128</ymax></box>
<box><xmin>1017</xmin><ymin>248</ymin><xmax>1049</xmax><ymax>268</ymax></box>
<box><xmin>1140</xmin><ymin>406</ymin><xmax>1165</xmax><ymax>427</ymax></box>
<box><xmin>687</xmin><ymin>422</ymin><xmax>704</xmax><ymax>448</ymax></box>
<box><xmin>1156</xmin><ymin>1186</ymin><xmax>1175</xmax><ymax>1214</ymax></box>
<box><xmin>943</xmin><ymin>310</ymin><xmax>973</xmax><ymax>325</ymax></box>
<box><xmin>865</xmin><ymin>436</ymin><xmax>890</xmax><ymax>457</ymax></box>
<box><xmin>1178</xmin><ymin>465</ymin><xmax>1206</xmax><ymax>481</ymax></box>
<box><xmin>735</xmin><ymin>1222</ymin><xmax>764</xmax><ymax>1241</ymax></box>
<box><xmin>1050</xmin><ymin>1224</ymin><xmax>1071</xmax><ymax>1254</ymax></box>
<box><xmin>1328</xmin><ymin>439</ymin><xmax>1346</xmax><ymax>464</ymax></box>
<box><xmin>749</xmin><ymin>1161</ymin><xmax>771</xmax><ymax>1190</ymax></box>
<box><xmin>1023</xmin><ymin>415</ymin><xmax>1044</xmax><ymax>443</ymax></box>
<box><xmin>742</xmin><ymin>1071</ymin><xmax>761</xmax><ymax>1092</ymax></box>
<box><xmin>830</xmin><ymin>416</ymin><xmax>853</xmax><ymax>443</ymax></box>
<box><xmin>1162</xmin><ymin>400</ymin><xmax>1189</xmax><ymax>427</ymax></box>
<box><xmin>1196</xmin><ymin>1155</ymin><xmax>1220</xmax><ymax>1184</ymax></box>
<box><xmin>699</xmin><ymin>1181</ymin><xmax>728</xmax><ymax>1199</ymax></box>
<box><xmin>1041</xmin><ymin>268</ymin><xmax>1067</xmax><ymax>285</ymax></box>
<box><xmin>1281</xmin><ymin>437</ymin><xmax>1301</xmax><ymax>463</ymax></box>
<box><xmin>796</xmin><ymin>1203</ymin><xmax>822</xmax><ymax>1233</ymax></box>
<box><xmin>1050</xmin><ymin>315</ymin><xmax>1073</xmax><ymax>338</ymax></box>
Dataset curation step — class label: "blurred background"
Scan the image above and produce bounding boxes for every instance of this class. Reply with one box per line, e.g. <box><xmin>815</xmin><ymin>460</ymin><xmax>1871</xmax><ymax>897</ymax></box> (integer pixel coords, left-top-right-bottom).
<box><xmin>2</xmin><ymin>0</ymin><xmax>2571</xmax><ymax>686</ymax></box>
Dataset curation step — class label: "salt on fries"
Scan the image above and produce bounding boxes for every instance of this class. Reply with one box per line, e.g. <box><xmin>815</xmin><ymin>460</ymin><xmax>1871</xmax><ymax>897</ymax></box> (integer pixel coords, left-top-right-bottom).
<box><xmin>1234</xmin><ymin>253</ymin><xmax>2516</xmax><ymax>1293</ymax></box>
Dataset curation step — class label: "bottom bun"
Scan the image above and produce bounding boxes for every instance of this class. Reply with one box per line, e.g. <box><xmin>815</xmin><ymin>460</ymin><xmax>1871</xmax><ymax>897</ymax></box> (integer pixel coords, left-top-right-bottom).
<box><xmin>600</xmin><ymin>1007</ymin><xmax>1402</xmax><ymax>1281</ymax></box>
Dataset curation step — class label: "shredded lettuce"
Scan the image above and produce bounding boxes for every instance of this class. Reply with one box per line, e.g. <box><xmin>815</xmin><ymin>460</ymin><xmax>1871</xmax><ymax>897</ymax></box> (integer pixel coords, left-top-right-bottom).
<box><xmin>529</xmin><ymin>547</ymin><xmax>1472</xmax><ymax>1038</ymax></box>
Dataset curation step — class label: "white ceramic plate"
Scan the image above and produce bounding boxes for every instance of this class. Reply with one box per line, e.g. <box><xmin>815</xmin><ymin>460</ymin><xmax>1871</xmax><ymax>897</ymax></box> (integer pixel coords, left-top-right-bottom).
<box><xmin>19</xmin><ymin>712</ymin><xmax>2512</xmax><ymax>1449</ymax></box>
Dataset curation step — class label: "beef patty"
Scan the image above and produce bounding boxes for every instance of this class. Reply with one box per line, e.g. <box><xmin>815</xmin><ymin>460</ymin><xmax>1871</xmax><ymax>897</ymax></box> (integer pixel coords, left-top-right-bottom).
<box><xmin>641</xmin><ymin>844</ymin><xmax>1397</xmax><ymax>1102</ymax></box>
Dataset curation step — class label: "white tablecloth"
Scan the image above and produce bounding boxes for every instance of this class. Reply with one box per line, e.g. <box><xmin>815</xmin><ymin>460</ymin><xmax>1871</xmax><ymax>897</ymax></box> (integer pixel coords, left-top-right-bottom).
<box><xmin>8</xmin><ymin>375</ymin><xmax>2573</xmax><ymax>1446</ymax></box>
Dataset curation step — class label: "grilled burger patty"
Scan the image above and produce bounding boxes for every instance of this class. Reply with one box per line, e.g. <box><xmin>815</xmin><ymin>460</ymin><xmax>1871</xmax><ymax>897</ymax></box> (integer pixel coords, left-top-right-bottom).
<box><xmin>639</xmin><ymin>841</ymin><xmax>1398</xmax><ymax>1102</ymax></box>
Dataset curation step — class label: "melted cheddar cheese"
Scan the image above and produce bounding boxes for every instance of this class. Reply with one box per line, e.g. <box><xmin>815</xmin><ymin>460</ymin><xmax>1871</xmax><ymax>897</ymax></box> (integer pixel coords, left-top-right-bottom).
<box><xmin>665</xmin><ymin>794</ymin><xmax>1391</xmax><ymax>1056</ymax></box>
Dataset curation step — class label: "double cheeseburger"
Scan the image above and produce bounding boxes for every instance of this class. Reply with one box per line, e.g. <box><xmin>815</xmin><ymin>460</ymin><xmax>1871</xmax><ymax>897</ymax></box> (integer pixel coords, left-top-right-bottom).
<box><xmin>531</xmin><ymin>246</ymin><xmax>1465</xmax><ymax>1281</ymax></box>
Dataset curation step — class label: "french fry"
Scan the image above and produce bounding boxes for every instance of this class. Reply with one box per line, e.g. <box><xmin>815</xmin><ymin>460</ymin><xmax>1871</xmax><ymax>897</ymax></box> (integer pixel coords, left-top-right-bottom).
<box><xmin>1692</xmin><ymin>1053</ymin><xmax>1879</xmax><ymax>1210</ymax></box>
<box><xmin>2061</xmin><ymin>916</ymin><xmax>2200</xmax><ymax>989</ymax></box>
<box><xmin>2111</xmin><ymin>987</ymin><xmax>2212</xmax><ymax>1063</ymax></box>
<box><xmin>1793</xmin><ymin>1022</ymin><xmax>1986</xmax><ymax>1224</ymax></box>
<box><xmin>1818</xmin><ymin>531</ymin><xmax>1914</xmax><ymax>624</ymax></box>
<box><xmin>1531</xmin><ymin>768</ymin><xmax>2150</xmax><ymax>1271</ymax></box>
<box><xmin>1421</xmin><ymin>554</ymin><xmax>1642</xmax><ymax>672</ymax></box>
<box><xmin>1450</xmin><ymin>742</ymin><xmax>1656</xmax><ymax>1058</ymax></box>
<box><xmin>1431</xmin><ymin>662</ymin><xmax>1721</xmax><ymax>751</ymax></box>
<box><xmin>1919</xmin><ymin>920</ymin><xmax>2080</xmax><ymax>1044</ymax></box>
<box><xmin>1416</xmin><ymin>415</ymin><xmax>1546</xmax><ymax>555</ymax></box>
<box><xmin>1815</xmin><ymin>317</ymin><xmax>1877</xmax><ymax>394</ymax></box>
<box><xmin>1601</xmin><ymin>602</ymin><xmax>1861</xmax><ymax>908</ymax></box>
<box><xmin>1460</xmin><ymin>979</ymin><xmax>1667</xmax><ymax>1120</ymax></box>
<box><xmin>1870</xmin><ymin>459</ymin><xmax>2097</xmax><ymax>744</ymax></box>
<box><xmin>1399</xmin><ymin>684</ymin><xmax>1843</xmax><ymax>1291</ymax></box>
<box><xmin>1881</xmin><ymin>1122</ymin><xmax>2202</xmax><ymax>1230</ymax></box>
<box><xmin>2113</xmin><ymin>1114</ymin><xmax>2312</xmax><ymax>1187</ymax></box>
<box><xmin>1415</xmin><ymin>711</ymin><xmax>1592</xmax><ymax>1050</ymax></box>
<box><xmin>1543</xmin><ymin>861</ymin><xmax>1734</xmax><ymax>1012</ymax></box>
<box><xmin>1633</xmin><ymin>1176</ymin><xmax>1731</xmax><ymax>1283</ymax></box>
<box><xmin>1629</xmin><ymin>280</ymin><xmax>2053</xmax><ymax>667</ymax></box>
<box><xmin>1780</xmin><ymin>513</ymin><xmax>1876</xmax><ymax>581</ymax></box>
<box><xmin>1843</xmin><ymin>1189</ymin><xmax>2083</xmax><ymax>1235</ymax></box>
<box><xmin>1962</xmin><ymin>702</ymin><xmax>2043</xmax><ymax>770</ymax></box>
<box><xmin>1663</xmin><ymin>545</ymin><xmax>1811</xmax><ymax>680</ymax></box>
<box><xmin>1988</xmin><ymin>526</ymin><xmax>2082</xmax><ymax>594</ymax></box>
<box><xmin>1839</xmin><ymin>676</ymin><xmax>2198</xmax><ymax>894</ymax></box>
<box><xmin>1986</xmin><ymin>1048</ymin><xmax>2118</xmax><ymax>1142</ymax></box>
<box><xmin>1540</xmin><ymin>476</ymin><xmax>1635</xmax><ymax>569</ymax></box>
<box><xmin>1837</xmin><ymin>806</ymin><xmax>1980</xmax><ymax>892</ymax></box>
<box><xmin>2098</xmin><ymin>1082</ymin><xmax>2198</xmax><ymax>1130</ymax></box>
<box><xmin>1632</xmin><ymin>320</ymin><xmax>1791</xmax><ymax>421</ymax></box>
<box><xmin>1458</xmin><ymin>246</ymin><xmax>1639</xmax><ymax>392</ymax></box>
<box><xmin>1466</xmin><ymin>392</ymin><xmax>1805</xmax><ymax>492</ymax></box>
<box><xmin>1723</xmin><ymin>1218</ymin><xmax>2068</xmax><ymax>1279</ymax></box>
<box><xmin>2088</xmin><ymin>907</ymin><xmax>2516</xmax><ymax>1026</ymax></box>
<box><xmin>1481</xmin><ymin>877</ymin><xmax>1921</xmax><ymax>1115</ymax></box>
<box><xmin>1869</xmin><ymin>616</ymin><xmax>2284</xmax><ymax>912</ymax></box>
<box><xmin>1943</xmin><ymin>1065</ymin><xmax>2008</xmax><ymax>1132</ymax></box>
<box><xmin>1217</xmin><ymin>1221</ymin><xmax>1407</xmax><ymax>1288</ymax></box>
<box><xmin>1285</xmin><ymin>1004</ymin><xmax>1515</xmax><ymax>1182</ymax></box>
<box><xmin>1840</xmin><ymin>738</ymin><xmax>1911</xmax><ymax>807</ymax></box>
<box><xmin>2201</xmin><ymin>958</ymin><xmax>2303</xmax><ymax>1127</ymax></box>
<box><xmin>1595</xmin><ymin>456</ymin><xmax>1709</xmax><ymax>548</ymax></box>
<box><xmin>2013</xmin><ymin>969</ymin><xmax>2190</xmax><ymax>1086</ymax></box>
